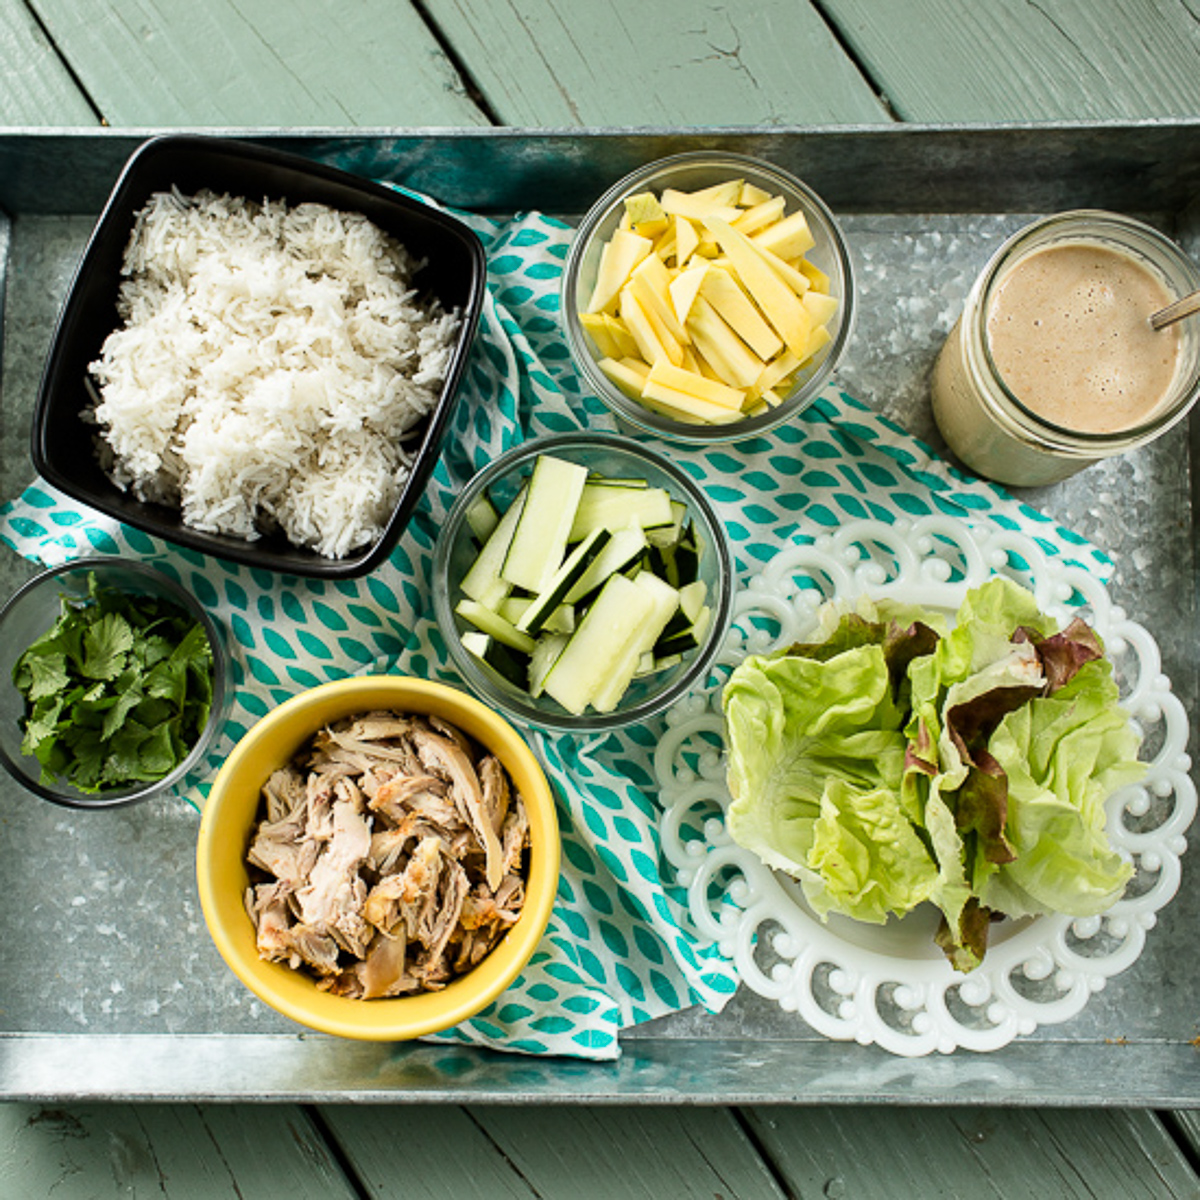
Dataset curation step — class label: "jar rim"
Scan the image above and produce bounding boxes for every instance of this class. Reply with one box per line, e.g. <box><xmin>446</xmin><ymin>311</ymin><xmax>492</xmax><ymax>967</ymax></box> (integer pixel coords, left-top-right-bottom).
<box><xmin>968</xmin><ymin>209</ymin><xmax>1200</xmax><ymax>452</ymax></box>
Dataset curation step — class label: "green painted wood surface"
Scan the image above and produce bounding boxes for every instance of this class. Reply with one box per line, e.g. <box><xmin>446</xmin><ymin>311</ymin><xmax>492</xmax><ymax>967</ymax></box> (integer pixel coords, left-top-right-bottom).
<box><xmin>316</xmin><ymin>1105</ymin><xmax>536</xmax><ymax>1200</ymax></box>
<box><xmin>27</xmin><ymin>0</ymin><xmax>488</xmax><ymax>127</ymax></box>
<box><xmin>322</xmin><ymin>1104</ymin><xmax>788</xmax><ymax>1199</ymax></box>
<box><xmin>742</xmin><ymin>1106</ymin><xmax>1200</xmax><ymax>1199</ymax></box>
<box><xmin>419</xmin><ymin>0</ymin><xmax>892</xmax><ymax>126</ymax></box>
<box><xmin>0</xmin><ymin>0</ymin><xmax>94</xmax><ymax>125</ymax></box>
<box><xmin>2</xmin><ymin>4</ymin><xmax>1200</xmax><ymax>1200</ymax></box>
<box><xmin>0</xmin><ymin>1103</ymin><xmax>358</xmax><ymax>1199</ymax></box>
<box><xmin>821</xmin><ymin>0</ymin><xmax>1200</xmax><ymax>122</ymax></box>
<box><xmin>1167</xmin><ymin>1110</ymin><xmax>1200</xmax><ymax>1161</ymax></box>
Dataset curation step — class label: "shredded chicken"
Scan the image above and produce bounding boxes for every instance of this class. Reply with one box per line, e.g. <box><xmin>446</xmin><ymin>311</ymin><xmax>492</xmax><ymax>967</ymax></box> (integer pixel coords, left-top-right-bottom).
<box><xmin>244</xmin><ymin>709</ymin><xmax>531</xmax><ymax>1000</ymax></box>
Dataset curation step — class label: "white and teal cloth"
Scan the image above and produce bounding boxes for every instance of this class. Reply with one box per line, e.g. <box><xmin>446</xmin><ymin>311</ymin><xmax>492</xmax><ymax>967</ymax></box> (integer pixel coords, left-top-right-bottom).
<box><xmin>0</xmin><ymin>205</ymin><xmax>1110</xmax><ymax>1060</ymax></box>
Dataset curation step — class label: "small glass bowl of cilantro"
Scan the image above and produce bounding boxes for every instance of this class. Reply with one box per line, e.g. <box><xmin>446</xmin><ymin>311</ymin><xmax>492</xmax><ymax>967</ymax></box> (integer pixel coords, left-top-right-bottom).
<box><xmin>0</xmin><ymin>559</ymin><xmax>228</xmax><ymax>809</ymax></box>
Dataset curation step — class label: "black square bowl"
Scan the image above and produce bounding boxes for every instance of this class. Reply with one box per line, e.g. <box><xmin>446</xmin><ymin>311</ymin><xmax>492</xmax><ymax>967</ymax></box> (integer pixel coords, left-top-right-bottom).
<box><xmin>32</xmin><ymin>134</ymin><xmax>486</xmax><ymax>580</ymax></box>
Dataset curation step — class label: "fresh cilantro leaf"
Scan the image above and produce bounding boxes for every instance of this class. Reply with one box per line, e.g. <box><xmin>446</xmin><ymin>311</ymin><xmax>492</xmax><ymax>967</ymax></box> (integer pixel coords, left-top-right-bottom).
<box><xmin>82</xmin><ymin>612</ymin><xmax>134</xmax><ymax>681</ymax></box>
<box><xmin>17</xmin><ymin>651</ymin><xmax>71</xmax><ymax>702</ymax></box>
<box><xmin>12</xmin><ymin>572</ymin><xmax>216</xmax><ymax>792</ymax></box>
<box><xmin>138</xmin><ymin>723</ymin><xmax>179</xmax><ymax>777</ymax></box>
<box><xmin>101</xmin><ymin>679</ymin><xmax>145</xmax><ymax>742</ymax></box>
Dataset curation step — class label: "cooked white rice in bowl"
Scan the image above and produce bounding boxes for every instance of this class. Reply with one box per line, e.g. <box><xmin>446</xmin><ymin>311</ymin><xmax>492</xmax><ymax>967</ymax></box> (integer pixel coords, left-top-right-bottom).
<box><xmin>88</xmin><ymin>189</ymin><xmax>461</xmax><ymax>560</ymax></box>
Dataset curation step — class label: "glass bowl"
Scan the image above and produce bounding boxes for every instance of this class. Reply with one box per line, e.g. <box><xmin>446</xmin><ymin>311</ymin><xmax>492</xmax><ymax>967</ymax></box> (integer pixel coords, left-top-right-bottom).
<box><xmin>561</xmin><ymin>151</ymin><xmax>855</xmax><ymax>444</ymax></box>
<box><xmin>197</xmin><ymin>675</ymin><xmax>559</xmax><ymax>1041</ymax></box>
<box><xmin>0</xmin><ymin>557</ymin><xmax>230</xmax><ymax>809</ymax></box>
<box><xmin>434</xmin><ymin>431</ymin><xmax>733</xmax><ymax>733</ymax></box>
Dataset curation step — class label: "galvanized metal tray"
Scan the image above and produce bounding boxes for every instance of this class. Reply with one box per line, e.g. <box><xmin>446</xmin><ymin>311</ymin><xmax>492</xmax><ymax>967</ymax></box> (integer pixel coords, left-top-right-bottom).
<box><xmin>1</xmin><ymin>124</ymin><xmax>1197</xmax><ymax>1105</ymax></box>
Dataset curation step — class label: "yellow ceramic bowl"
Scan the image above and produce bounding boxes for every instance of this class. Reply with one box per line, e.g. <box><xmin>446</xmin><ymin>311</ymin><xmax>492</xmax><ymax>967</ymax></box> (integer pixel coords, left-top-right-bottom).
<box><xmin>196</xmin><ymin>675</ymin><xmax>560</xmax><ymax>1040</ymax></box>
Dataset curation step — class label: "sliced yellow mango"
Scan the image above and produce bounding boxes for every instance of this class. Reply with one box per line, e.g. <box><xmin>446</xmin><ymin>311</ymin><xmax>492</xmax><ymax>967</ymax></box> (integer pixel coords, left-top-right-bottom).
<box><xmin>669</xmin><ymin>263</ymin><xmax>709</xmax><ymax>325</ymax></box>
<box><xmin>624</xmin><ymin>191</ymin><xmax>669</xmax><ymax>238</ymax></box>
<box><xmin>802</xmin><ymin>288</ymin><xmax>839</xmax><ymax>326</ymax></box>
<box><xmin>619</xmin><ymin>287</ymin><xmax>675</xmax><ymax>366</ymax></box>
<box><xmin>675</xmin><ymin>215</ymin><xmax>699</xmax><ymax>268</ymax></box>
<box><xmin>752</xmin><ymin>210</ymin><xmax>815</xmax><ymax>259</ymax></box>
<box><xmin>731</xmin><ymin>195</ymin><xmax>786</xmax><ymax>236</ymax></box>
<box><xmin>630</xmin><ymin>254</ymin><xmax>690</xmax><ymax>344</ymax></box>
<box><xmin>687</xmin><ymin>296</ymin><xmax>765</xmax><ymax>389</ymax></box>
<box><xmin>660</xmin><ymin>186</ymin><xmax>741</xmax><ymax>223</ymax></box>
<box><xmin>800</xmin><ymin>322</ymin><xmax>832</xmax><ymax>364</ymax></box>
<box><xmin>640</xmin><ymin>379</ymin><xmax>746</xmax><ymax>423</ymax></box>
<box><xmin>597</xmin><ymin>356</ymin><xmax>648</xmax><ymax>400</ymax></box>
<box><xmin>587</xmin><ymin>229</ymin><xmax>653</xmax><ymax>314</ymax></box>
<box><xmin>702</xmin><ymin>216</ymin><xmax>812</xmax><ymax>357</ymax></box>
<box><xmin>579</xmin><ymin>312</ymin><xmax>639</xmax><ymax>360</ymax></box>
<box><xmin>797</xmin><ymin>257</ymin><xmax>831</xmax><ymax>293</ymax></box>
<box><xmin>739</xmin><ymin>181</ymin><xmax>772</xmax><ymax>207</ymax></box>
<box><xmin>644</xmin><ymin>359</ymin><xmax>745</xmax><ymax>410</ymax></box>
<box><xmin>698</xmin><ymin>265</ymin><xmax>784</xmax><ymax>361</ymax></box>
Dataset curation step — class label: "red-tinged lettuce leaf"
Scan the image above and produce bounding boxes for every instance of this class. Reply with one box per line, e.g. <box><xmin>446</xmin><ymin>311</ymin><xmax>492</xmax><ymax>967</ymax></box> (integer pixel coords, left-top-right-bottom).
<box><xmin>788</xmin><ymin>612</ymin><xmax>940</xmax><ymax>704</ymax></box>
<box><xmin>945</xmin><ymin>682</ymin><xmax>1045</xmax><ymax>757</ymax></box>
<box><xmin>785</xmin><ymin>612</ymin><xmax>885</xmax><ymax>662</ymax></box>
<box><xmin>955</xmin><ymin>750</ymin><xmax>1017</xmax><ymax>866</ymax></box>
<box><xmin>935</xmin><ymin>896</ymin><xmax>998</xmax><ymax>973</ymax></box>
<box><xmin>1014</xmin><ymin>616</ymin><xmax>1104</xmax><ymax>693</ymax></box>
<box><xmin>882</xmin><ymin>620</ymin><xmax>941</xmax><ymax>705</ymax></box>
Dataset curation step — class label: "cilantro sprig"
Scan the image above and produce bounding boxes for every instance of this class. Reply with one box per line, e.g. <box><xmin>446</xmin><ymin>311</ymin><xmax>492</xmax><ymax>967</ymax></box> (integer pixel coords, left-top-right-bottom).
<box><xmin>13</xmin><ymin>572</ymin><xmax>215</xmax><ymax>793</ymax></box>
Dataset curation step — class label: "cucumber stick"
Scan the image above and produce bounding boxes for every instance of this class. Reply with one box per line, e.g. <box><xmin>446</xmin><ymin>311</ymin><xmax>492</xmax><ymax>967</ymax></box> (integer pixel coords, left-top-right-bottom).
<box><xmin>502</xmin><ymin>455</ymin><xmax>589</xmax><ymax>593</ymax></box>
<box><xmin>542</xmin><ymin>574</ymin><xmax>656</xmax><ymax>716</ymax></box>
<box><xmin>461</xmin><ymin>631</ymin><xmax>529</xmax><ymax>688</ymax></box>
<box><xmin>455</xmin><ymin>598</ymin><xmax>536</xmax><ymax>654</ymax></box>
<box><xmin>590</xmin><ymin>572</ymin><xmax>680</xmax><ymax>713</ymax></box>
<box><xmin>568</xmin><ymin>483</ymin><xmax>674</xmax><ymax>540</ymax></box>
<box><xmin>461</xmin><ymin>487</ymin><xmax>526</xmax><ymax>610</ymax></box>
<box><xmin>563</xmin><ymin>525</ymin><xmax>647</xmax><ymax>605</ymax></box>
<box><xmin>464</xmin><ymin>493</ymin><xmax>500</xmax><ymax>542</ymax></box>
<box><xmin>515</xmin><ymin>527</ymin><xmax>611</xmax><ymax>635</ymax></box>
<box><xmin>455</xmin><ymin>451</ymin><xmax>712</xmax><ymax>716</ymax></box>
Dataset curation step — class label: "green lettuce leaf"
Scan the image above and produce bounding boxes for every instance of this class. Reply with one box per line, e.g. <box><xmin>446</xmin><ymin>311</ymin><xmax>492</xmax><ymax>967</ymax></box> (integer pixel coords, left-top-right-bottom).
<box><xmin>805</xmin><ymin>777</ymin><xmax>940</xmax><ymax>924</ymax></box>
<box><xmin>976</xmin><ymin>658</ymin><xmax>1140</xmax><ymax>918</ymax></box>
<box><xmin>724</xmin><ymin>641</ymin><xmax>908</xmax><ymax>881</ymax></box>
<box><xmin>722</xmin><ymin>575</ymin><xmax>1143</xmax><ymax>972</ymax></box>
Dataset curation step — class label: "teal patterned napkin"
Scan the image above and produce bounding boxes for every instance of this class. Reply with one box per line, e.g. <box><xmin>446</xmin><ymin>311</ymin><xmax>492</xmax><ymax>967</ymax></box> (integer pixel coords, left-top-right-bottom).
<box><xmin>0</xmin><ymin>205</ymin><xmax>1109</xmax><ymax>1059</ymax></box>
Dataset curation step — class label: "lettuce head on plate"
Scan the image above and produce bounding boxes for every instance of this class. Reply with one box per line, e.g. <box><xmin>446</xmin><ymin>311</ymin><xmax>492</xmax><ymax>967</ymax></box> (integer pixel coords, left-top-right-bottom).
<box><xmin>722</xmin><ymin>576</ymin><xmax>1142</xmax><ymax>971</ymax></box>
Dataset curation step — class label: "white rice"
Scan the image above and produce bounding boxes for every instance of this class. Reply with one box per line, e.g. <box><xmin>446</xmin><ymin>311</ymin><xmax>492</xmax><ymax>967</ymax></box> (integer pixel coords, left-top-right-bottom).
<box><xmin>88</xmin><ymin>189</ymin><xmax>461</xmax><ymax>559</ymax></box>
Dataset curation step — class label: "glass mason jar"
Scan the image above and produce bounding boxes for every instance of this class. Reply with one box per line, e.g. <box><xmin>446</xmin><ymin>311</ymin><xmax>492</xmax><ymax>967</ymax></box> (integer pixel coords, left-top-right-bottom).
<box><xmin>931</xmin><ymin>211</ymin><xmax>1200</xmax><ymax>488</ymax></box>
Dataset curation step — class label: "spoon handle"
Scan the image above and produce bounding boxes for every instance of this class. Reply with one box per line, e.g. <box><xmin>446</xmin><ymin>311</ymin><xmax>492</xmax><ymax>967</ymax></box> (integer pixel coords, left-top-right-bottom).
<box><xmin>1151</xmin><ymin>289</ymin><xmax>1200</xmax><ymax>330</ymax></box>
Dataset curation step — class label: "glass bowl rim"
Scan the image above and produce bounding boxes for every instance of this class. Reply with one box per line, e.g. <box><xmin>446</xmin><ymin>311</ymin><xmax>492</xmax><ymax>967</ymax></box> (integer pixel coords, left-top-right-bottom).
<box><xmin>0</xmin><ymin>555</ymin><xmax>229</xmax><ymax>809</ymax></box>
<box><xmin>434</xmin><ymin>430</ymin><xmax>733</xmax><ymax>733</ymax></box>
<box><xmin>560</xmin><ymin>150</ymin><xmax>856</xmax><ymax>444</ymax></box>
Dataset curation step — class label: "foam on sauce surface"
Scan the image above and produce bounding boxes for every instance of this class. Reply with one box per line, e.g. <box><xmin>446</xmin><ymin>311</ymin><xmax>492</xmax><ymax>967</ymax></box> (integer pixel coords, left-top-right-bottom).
<box><xmin>986</xmin><ymin>242</ymin><xmax>1180</xmax><ymax>434</ymax></box>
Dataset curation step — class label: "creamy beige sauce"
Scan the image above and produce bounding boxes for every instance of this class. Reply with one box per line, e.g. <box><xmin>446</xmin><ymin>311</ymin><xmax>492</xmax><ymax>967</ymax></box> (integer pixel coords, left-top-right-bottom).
<box><xmin>986</xmin><ymin>242</ymin><xmax>1180</xmax><ymax>433</ymax></box>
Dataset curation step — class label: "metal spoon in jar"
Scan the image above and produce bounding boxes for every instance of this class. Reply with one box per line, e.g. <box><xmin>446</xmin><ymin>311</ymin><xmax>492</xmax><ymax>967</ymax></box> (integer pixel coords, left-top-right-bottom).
<box><xmin>1150</xmin><ymin>289</ymin><xmax>1200</xmax><ymax>330</ymax></box>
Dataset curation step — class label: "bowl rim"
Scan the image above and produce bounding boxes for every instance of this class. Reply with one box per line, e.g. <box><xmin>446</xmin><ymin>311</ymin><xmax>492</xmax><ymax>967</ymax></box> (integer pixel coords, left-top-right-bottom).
<box><xmin>561</xmin><ymin>149</ymin><xmax>856</xmax><ymax>444</ymax></box>
<box><xmin>31</xmin><ymin>132</ymin><xmax>487</xmax><ymax>580</ymax></box>
<box><xmin>196</xmin><ymin>674</ymin><xmax>560</xmax><ymax>1041</ymax></box>
<box><xmin>434</xmin><ymin>429</ymin><xmax>734</xmax><ymax>733</ymax></box>
<box><xmin>0</xmin><ymin>556</ymin><xmax>229</xmax><ymax>809</ymax></box>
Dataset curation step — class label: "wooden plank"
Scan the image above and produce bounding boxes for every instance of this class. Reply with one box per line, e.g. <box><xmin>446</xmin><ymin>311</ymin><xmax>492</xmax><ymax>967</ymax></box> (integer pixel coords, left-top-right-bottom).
<box><xmin>743</xmin><ymin>1106</ymin><xmax>1200</xmax><ymax>1199</ymax></box>
<box><xmin>318</xmin><ymin>1105</ymin><xmax>536</xmax><ymax>1199</ymax></box>
<box><xmin>471</xmin><ymin>1106</ymin><xmax>788</xmax><ymax>1199</ymax></box>
<box><xmin>419</xmin><ymin>0</ymin><xmax>891</xmax><ymax>126</ymax></box>
<box><xmin>0</xmin><ymin>0</ymin><xmax>96</xmax><ymax>125</ymax></box>
<box><xmin>0</xmin><ymin>1102</ymin><xmax>360</xmax><ymax>1198</ymax></box>
<box><xmin>1166</xmin><ymin>1110</ymin><xmax>1200</xmax><ymax>1159</ymax></box>
<box><xmin>321</xmin><ymin>1104</ymin><xmax>788</xmax><ymax>1199</ymax></box>
<box><xmin>820</xmin><ymin>0</ymin><xmax>1200</xmax><ymax>122</ymax></box>
<box><xmin>29</xmin><ymin>0</ymin><xmax>488</xmax><ymax>127</ymax></box>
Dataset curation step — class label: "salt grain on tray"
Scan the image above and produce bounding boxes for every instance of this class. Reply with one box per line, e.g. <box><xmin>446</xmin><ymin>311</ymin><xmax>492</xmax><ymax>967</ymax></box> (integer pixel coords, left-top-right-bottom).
<box><xmin>88</xmin><ymin>189</ymin><xmax>461</xmax><ymax>559</ymax></box>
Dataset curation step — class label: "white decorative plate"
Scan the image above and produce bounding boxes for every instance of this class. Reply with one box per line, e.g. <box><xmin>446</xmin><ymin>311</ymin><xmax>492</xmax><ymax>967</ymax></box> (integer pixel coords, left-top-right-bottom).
<box><xmin>656</xmin><ymin>516</ymin><xmax>1195</xmax><ymax>1057</ymax></box>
